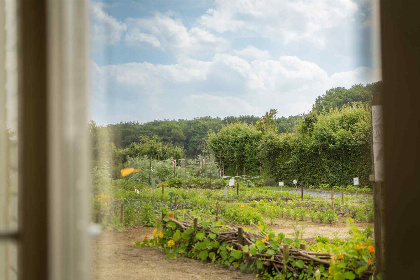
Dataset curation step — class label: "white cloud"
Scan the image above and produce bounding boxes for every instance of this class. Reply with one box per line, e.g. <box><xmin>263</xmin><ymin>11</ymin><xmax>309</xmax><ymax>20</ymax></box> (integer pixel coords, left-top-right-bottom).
<box><xmin>92</xmin><ymin>50</ymin><xmax>379</xmax><ymax>123</ymax></box>
<box><xmin>231</xmin><ymin>46</ymin><xmax>270</xmax><ymax>61</ymax></box>
<box><xmin>199</xmin><ymin>0</ymin><xmax>358</xmax><ymax>48</ymax></box>
<box><xmin>125</xmin><ymin>13</ymin><xmax>230</xmax><ymax>56</ymax></box>
<box><xmin>328</xmin><ymin>66</ymin><xmax>379</xmax><ymax>88</ymax></box>
<box><xmin>91</xmin><ymin>3</ymin><xmax>127</xmax><ymax>45</ymax></box>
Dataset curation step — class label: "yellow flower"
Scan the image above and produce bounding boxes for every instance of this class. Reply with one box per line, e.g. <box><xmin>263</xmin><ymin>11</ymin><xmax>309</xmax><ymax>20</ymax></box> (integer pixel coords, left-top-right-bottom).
<box><xmin>167</xmin><ymin>240</ymin><xmax>175</xmax><ymax>247</ymax></box>
<box><xmin>158</xmin><ymin>231</ymin><xmax>163</xmax><ymax>238</ymax></box>
<box><xmin>101</xmin><ymin>194</ymin><xmax>107</xmax><ymax>199</ymax></box>
<box><xmin>261</xmin><ymin>238</ymin><xmax>267</xmax><ymax>243</ymax></box>
<box><xmin>153</xmin><ymin>228</ymin><xmax>158</xmax><ymax>236</ymax></box>
<box><xmin>240</xmin><ymin>204</ymin><xmax>245</xmax><ymax>208</ymax></box>
<box><xmin>266</xmin><ymin>235</ymin><xmax>269</xmax><ymax>240</ymax></box>
<box><xmin>121</xmin><ymin>168</ymin><xmax>135</xmax><ymax>177</ymax></box>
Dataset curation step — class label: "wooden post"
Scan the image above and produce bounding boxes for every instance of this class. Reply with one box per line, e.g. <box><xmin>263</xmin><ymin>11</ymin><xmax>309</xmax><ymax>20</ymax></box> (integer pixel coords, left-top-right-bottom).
<box><xmin>162</xmin><ymin>183</ymin><xmax>164</xmax><ymax>195</ymax></box>
<box><xmin>215</xmin><ymin>202</ymin><xmax>220</xmax><ymax>221</ymax></box>
<box><xmin>236</xmin><ymin>178</ymin><xmax>239</xmax><ymax>196</ymax></box>
<box><xmin>238</xmin><ymin>227</ymin><xmax>244</xmax><ymax>245</ymax></box>
<box><xmin>283</xmin><ymin>244</ymin><xmax>289</xmax><ymax>273</ymax></box>
<box><xmin>331</xmin><ymin>190</ymin><xmax>335</xmax><ymax>210</ymax></box>
<box><xmin>301</xmin><ymin>181</ymin><xmax>304</xmax><ymax>201</ymax></box>
<box><xmin>120</xmin><ymin>203</ymin><xmax>124</xmax><ymax>224</ymax></box>
<box><xmin>299</xmin><ymin>244</ymin><xmax>306</xmax><ymax>250</ymax></box>
<box><xmin>193</xmin><ymin>218</ymin><xmax>198</xmax><ymax>232</ymax></box>
<box><xmin>341</xmin><ymin>191</ymin><xmax>344</xmax><ymax>211</ymax></box>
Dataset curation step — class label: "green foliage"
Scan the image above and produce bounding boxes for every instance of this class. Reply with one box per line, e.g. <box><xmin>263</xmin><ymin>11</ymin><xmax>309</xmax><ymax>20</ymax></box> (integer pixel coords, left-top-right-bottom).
<box><xmin>260</xmin><ymin>104</ymin><xmax>372</xmax><ymax>187</ymax></box>
<box><xmin>312</xmin><ymin>82</ymin><xmax>381</xmax><ymax>113</ymax></box>
<box><xmin>207</xmin><ymin>122</ymin><xmax>262</xmax><ymax>176</ymax></box>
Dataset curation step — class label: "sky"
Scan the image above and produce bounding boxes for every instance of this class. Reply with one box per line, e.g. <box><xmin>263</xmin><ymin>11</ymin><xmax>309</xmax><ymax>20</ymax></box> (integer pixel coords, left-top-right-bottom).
<box><xmin>90</xmin><ymin>0</ymin><xmax>380</xmax><ymax>125</ymax></box>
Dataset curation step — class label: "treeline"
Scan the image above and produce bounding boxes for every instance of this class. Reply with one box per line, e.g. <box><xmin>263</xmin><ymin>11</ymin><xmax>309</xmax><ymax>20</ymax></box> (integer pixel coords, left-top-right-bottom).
<box><xmin>90</xmin><ymin>81</ymin><xmax>381</xmax><ymax>186</ymax></box>
<box><xmin>208</xmin><ymin>105</ymin><xmax>372</xmax><ymax>186</ymax></box>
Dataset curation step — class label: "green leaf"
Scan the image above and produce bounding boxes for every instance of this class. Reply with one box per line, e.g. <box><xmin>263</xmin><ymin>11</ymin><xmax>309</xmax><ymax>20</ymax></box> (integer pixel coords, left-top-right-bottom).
<box><xmin>196</xmin><ymin>231</ymin><xmax>205</xmax><ymax>240</ymax></box>
<box><xmin>343</xmin><ymin>271</ymin><xmax>356</xmax><ymax>279</ymax></box>
<box><xmin>230</xmin><ymin>250</ymin><xmax>243</xmax><ymax>260</ymax></box>
<box><xmin>166</xmin><ymin>221</ymin><xmax>176</xmax><ymax>229</ymax></box>
<box><xmin>209</xmin><ymin>233</ymin><xmax>217</xmax><ymax>239</ymax></box>
<box><xmin>181</xmin><ymin>231</ymin><xmax>190</xmax><ymax>240</ymax></box>
<box><xmin>211</xmin><ymin>241</ymin><xmax>220</xmax><ymax>249</ymax></box>
<box><xmin>242</xmin><ymin>245</ymin><xmax>249</xmax><ymax>253</ymax></box>
<box><xmin>249</xmin><ymin>244</ymin><xmax>257</xmax><ymax>256</ymax></box>
<box><xmin>295</xmin><ymin>260</ymin><xmax>304</xmax><ymax>268</ymax></box>
<box><xmin>356</xmin><ymin>266</ymin><xmax>367</xmax><ymax>275</ymax></box>
<box><xmin>266</xmin><ymin>249</ymin><xmax>276</xmax><ymax>255</ymax></box>
<box><xmin>201</xmin><ymin>221</ymin><xmax>209</xmax><ymax>228</ymax></box>
<box><xmin>198</xmin><ymin>250</ymin><xmax>208</xmax><ymax>260</ymax></box>
<box><xmin>256</xmin><ymin>240</ymin><xmax>266</xmax><ymax>252</ymax></box>
<box><xmin>173</xmin><ymin>230</ymin><xmax>181</xmax><ymax>242</ymax></box>
<box><xmin>209</xmin><ymin>252</ymin><xmax>216</xmax><ymax>260</ymax></box>
<box><xmin>256</xmin><ymin>259</ymin><xmax>263</xmax><ymax>269</ymax></box>
<box><xmin>135</xmin><ymin>241</ymin><xmax>141</xmax><ymax>247</ymax></box>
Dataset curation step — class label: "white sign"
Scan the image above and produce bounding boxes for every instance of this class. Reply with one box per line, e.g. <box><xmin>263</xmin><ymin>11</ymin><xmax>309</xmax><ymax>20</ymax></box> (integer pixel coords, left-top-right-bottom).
<box><xmin>279</xmin><ymin>182</ymin><xmax>284</xmax><ymax>187</ymax></box>
<box><xmin>353</xmin><ymin>177</ymin><xmax>359</xmax><ymax>186</ymax></box>
<box><xmin>228</xmin><ymin>178</ymin><xmax>235</xmax><ymax>187</ymax></box>
<box><xmin>372</xmin><ymin>105</ymin><xmax>384</xmax><ymax>181</ymax></box>
<box><xmin>293</xmin><ymin>179</ymin><xmax>297</xmax><ymax>185</ymax></box>
<box><xmin>223</xmin><ymin>188</ymin><xmax>227</xmax><ymax>196</ymax></box>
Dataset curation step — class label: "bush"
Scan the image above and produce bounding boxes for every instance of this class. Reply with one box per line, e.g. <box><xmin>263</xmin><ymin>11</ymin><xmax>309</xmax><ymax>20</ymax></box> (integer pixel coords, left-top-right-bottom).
<box><xmin>264</xmin><ymin>178</ymin><xmax>277</xmax><ymax>186</ymax></box>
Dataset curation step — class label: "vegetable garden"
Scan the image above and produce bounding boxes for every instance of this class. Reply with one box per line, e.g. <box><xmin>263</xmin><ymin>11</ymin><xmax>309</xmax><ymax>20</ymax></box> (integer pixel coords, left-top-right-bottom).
<box><xmin>94</xmin><ymin>179</ymin><xmax>375</xmax><ymax>280</ymax></box>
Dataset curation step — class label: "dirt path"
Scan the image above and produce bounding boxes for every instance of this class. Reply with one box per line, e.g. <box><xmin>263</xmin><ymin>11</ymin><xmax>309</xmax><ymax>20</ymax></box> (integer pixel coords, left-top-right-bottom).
<box><xmin>91</xmin><ymin>226</ymin><xmax>258</xmax><ymax>280</ymax></box>
<box><xmin>268</xmin><ymin>217</ymin><xmax>373</xmax><ymax>244</ymax></box>
<box><xmin>91</xmin><ymin>219</ymin><xmax>373</xmax><ymax>280</ymax></box>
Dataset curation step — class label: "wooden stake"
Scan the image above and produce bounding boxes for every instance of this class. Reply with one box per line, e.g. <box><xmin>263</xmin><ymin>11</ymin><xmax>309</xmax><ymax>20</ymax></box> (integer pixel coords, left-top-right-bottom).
<box><xmin>215</xmin><ymin>202</ymin><xmax>220</xmax><ymax>221</ymax></box>
<box><xmin>120</xmin><ymin>203</ymin><xmax>124</xmax><ymax>224</ymax></box>
<box><xmin>193</xmin><ymin>218</ymin><xmax>198</xmax><ymax>231</ymax></box>
<box><xmin>331</xmin><ymin>190</ymin><xmax>335</xmax><ymax>209</ymax></box>
<box><xmin>300</xmin><ymin>244</ymin><xmax>307</xmax><ymax>250</ymax></box>
<box><xmin>238</xmin><ymin>227</ymin><xmax>244</xmax><ymax>245</ymax></box>
<box><xmin>283</xmin><ymin>244</ymin><xmax>289</xmax><ymax>273</ymax></box>
<box><xmin>301</xmin><ymin>182</ymin><xmax>304</xmax><ymax>201</ymax></box>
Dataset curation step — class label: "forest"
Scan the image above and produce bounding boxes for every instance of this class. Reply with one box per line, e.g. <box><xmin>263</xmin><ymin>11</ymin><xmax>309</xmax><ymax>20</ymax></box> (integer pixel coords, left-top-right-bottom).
<box><xmin>90</xmin><ymin>81</ymin><xmax>381</xmax><ymax>188</ymax></box>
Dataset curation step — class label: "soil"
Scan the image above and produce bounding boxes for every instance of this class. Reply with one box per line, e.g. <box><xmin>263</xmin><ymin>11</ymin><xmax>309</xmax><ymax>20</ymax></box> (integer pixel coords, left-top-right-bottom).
<box><xmin>91</xmin><ymin>226</ymin><xmax>257</xmax><ymax>280</ymax></box>
<box><xmin>267</xmin><ymin>217</ymin><xmax>373</xmax><ymax>245</ymax></box>
<box><xmin>91</xmin><ymin>218</ymin><xmax>373</xmax><ymax>280</ymax></box>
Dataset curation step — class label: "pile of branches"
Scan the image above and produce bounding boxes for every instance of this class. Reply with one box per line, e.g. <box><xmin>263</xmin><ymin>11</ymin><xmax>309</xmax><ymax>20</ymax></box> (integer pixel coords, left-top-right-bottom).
<box><xmin>168</xmin><ymin>217</ymin><xmax>373</xmax><ymax>279</ymax></box>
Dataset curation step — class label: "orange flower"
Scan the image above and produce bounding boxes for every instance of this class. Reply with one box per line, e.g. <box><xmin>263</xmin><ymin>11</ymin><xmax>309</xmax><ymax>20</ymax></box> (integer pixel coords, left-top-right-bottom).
<box><xmin>143</xmin><ymin>236</ymin><xmax>149</xmax><ymax>241</ymax></box>
<box><xmin>368</xmin><ymin>245</ymin><xmax>375</xmax><ymax>253</ymax></box>
<box><xmin>167</xmin><ymin>240</ymin><xmax>175</xmax><ymax>247</ymax></box>
<box><xmin>261</xmin><ymin>238</ymin><xmax>267</xmax><ymax>243</ymax></box>
<box><xmin>331</xmin><ymin>255</ymin><xmax>336</xmax><ymax>259</ymax></box>
<box><xmin>240</xmin><ymin>204</ymin><xmax>245</xmax><ymax>208</ymax></box>
<box><xmin>101</xmin><ymin>194</ymin><xmax>107</xmax><ymax>199</ymax></box>
<box><xmin>356</xmin><ymin>244</ymin><xmax>363</xmax><ymax>250</ymax></box>
<box><xmin>367</xmin><ymin>258</ymin><xmax>372</xmax><ymax>264</ymax></box>
<box><xmin>168</xmin><ymin>214</ymin><xmax>174</xmax><ymax>218</ymax></box>
<box><xmin>266</xmin><ymin>235</ymin><xmax>269</xmax><ymax>240</ymax></box>
<box><xmin>98</xmin><ymin>197</ymin><xmax>101</xmax><ymax>201</ymax></box>
<box><xmin>121</xmin><ymin>168</ymin><xmax>135</xmax><ymax>177</ymax></box>
<box><xmin>338</xmin><ymin>254</ymin><xmax>342</xmax><ymax>260</ymax></box>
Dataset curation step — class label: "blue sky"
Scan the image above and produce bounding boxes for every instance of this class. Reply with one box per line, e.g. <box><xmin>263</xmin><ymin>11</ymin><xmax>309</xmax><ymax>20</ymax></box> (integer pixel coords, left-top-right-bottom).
<box><xmin>90</xmin><ymin>0</ymin><xmax>380</xmax><ymax>125</ymax></box>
